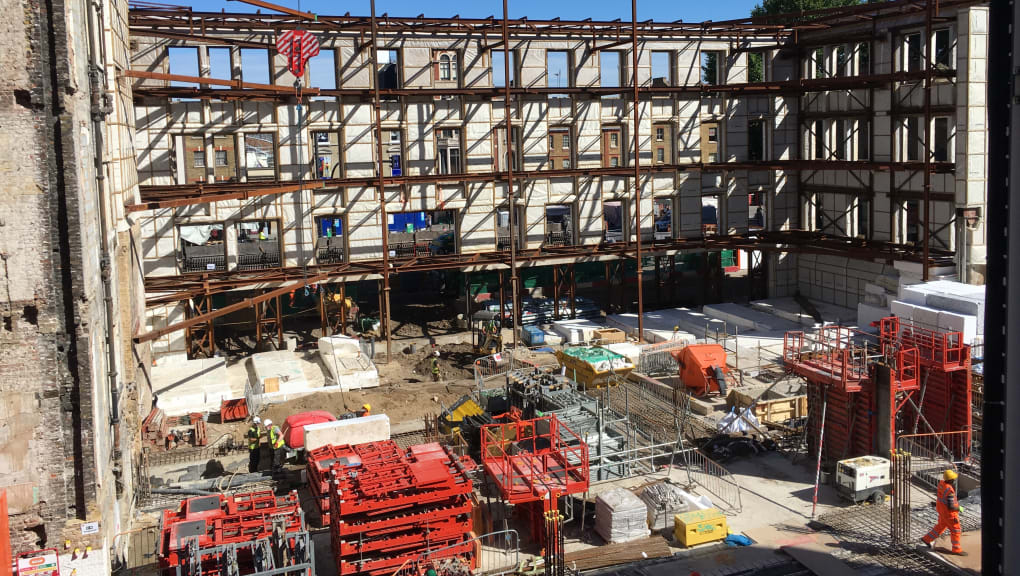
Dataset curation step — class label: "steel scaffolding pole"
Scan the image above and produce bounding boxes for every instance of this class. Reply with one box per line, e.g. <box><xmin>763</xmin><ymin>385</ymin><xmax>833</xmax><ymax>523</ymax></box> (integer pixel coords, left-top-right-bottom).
<box><xmin>503</xmin><ymin>0</ymin><xmax>520</xmax><ymax>349</ymax></box>
<box><xmin>631</xmin><ymin>0</ymin><xmax>644</xmax><ymax>342</ymax></box>
<box><xmin>370</xmin><ymin>0</ymin><xmax>393</xmax><ymax>362</ymax></box>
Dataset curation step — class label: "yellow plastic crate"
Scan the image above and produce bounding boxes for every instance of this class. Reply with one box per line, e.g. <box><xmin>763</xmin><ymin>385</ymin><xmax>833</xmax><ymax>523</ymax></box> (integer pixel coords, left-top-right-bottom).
<box><xmin>673</xmin><ymin>508</ymin><xmax>727</xmax><ymax>547</ymax></box>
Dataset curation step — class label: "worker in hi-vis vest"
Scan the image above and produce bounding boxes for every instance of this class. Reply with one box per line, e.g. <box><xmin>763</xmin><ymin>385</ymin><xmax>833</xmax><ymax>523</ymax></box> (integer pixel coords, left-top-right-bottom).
<box><xmin>246</xmin><ymin>416</ymin><xmax>263</xmax><ymax>473</ymax></box>
<box><xmin>264</xmin><ymin>419</ymin><xmax>286</xmax><ymax>473</ymax></box>
<box><xmin>922</xmin><ymin>469</ymin><xmax>966</xmax><ymax>555</ymax></box>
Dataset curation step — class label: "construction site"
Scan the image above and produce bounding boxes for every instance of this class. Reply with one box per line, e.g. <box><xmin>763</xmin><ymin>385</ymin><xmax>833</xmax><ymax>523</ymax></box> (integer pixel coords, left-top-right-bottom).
<box><xmin>1</xmin><ymin>0</ymin><xmax>1010</xmax><ymax>574</ymax></box>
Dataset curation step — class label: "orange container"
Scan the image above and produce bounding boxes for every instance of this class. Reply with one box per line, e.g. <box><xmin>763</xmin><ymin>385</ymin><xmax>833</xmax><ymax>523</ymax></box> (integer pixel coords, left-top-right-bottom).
<box><xmin>671</xmin><ymin>344</ymin><xmax>730</xmax><ymax>396</ymax></box>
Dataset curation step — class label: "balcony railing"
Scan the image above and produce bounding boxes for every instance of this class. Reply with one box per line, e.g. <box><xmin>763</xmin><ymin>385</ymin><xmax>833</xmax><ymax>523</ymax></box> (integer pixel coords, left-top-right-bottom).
<box><xmin>181</xmin><ymin>254</ymin><xmax>226</xmax><ymax>273</ymax></box>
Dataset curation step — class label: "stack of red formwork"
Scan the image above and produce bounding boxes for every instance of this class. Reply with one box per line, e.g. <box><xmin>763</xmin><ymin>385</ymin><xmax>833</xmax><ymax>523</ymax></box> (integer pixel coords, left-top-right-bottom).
<box><xmin>326</xmin><ymin>441</ymin><xmax>477</xmax><ymax>576</ymax></box>
<box><xmin>307</xmin><ymin>444</ymin><xmax>363</xmax><ymax>526</ymax></box>
<box><xmin>158</xmin><ymin>490</ymin><xmax>312</xmax><ymax>576</ymax></box>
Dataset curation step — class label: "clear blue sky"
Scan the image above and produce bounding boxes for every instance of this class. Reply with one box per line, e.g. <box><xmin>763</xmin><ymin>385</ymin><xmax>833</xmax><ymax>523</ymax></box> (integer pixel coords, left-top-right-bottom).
<box><xmin>186</xmin><ymin>0</ymin><xmax>762</xmax><ymax>22</ymax></box>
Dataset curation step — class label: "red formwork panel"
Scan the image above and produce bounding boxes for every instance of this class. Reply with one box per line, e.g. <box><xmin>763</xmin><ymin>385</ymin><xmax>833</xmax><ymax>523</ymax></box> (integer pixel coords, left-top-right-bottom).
<box><xmin>901</xmin><ymin>366</ymin><xmax>972</xmax><ymax>456</ymax></box>
<box><xmin>327</xmin><ymin>440</ymin><xmax>478</xmax><ymax>576</ymax></box>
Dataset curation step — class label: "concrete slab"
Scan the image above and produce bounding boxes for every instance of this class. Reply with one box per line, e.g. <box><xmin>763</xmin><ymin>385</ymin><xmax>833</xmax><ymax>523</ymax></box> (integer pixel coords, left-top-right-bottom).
<box><xmin>703</xmin><ymin>302</ymin><xmax>802</xmax><ymax>332</ymax></box>
<box><xmin>608</xmin><ymin>308</ymin><xmax>725</xmax><ymax>341</ymax></box>
<box><xmin>152</xmin><ymin>357</ymin><xmax>238</xmax><ymax>416</ymax></box>
<box><xmin>303</xmin><ymin>414</ymin><xmax>390</xmax><ymax>451</ymax></box>
<box><xmin>318</xmin><ymin>335</ymin><xmax>380</xmax><ymax>390</ymax></box>
<box><xmin>937</xmin><ymin>310</ymin><xmax>979</xmax><ymax>344</ymax></box>
<box><xmin>552</xmin><ymin>318</ymin><xmax>606</xmax><ymax>344</ymax></box>
<box><xmin>856</xmin><ymin>302</ymin><xmax>889</xmax><ymax>330</ymax></box>
<box><xmin>750</xmin><ymin>297</ymin><xmax>856</xmax><ymax>327</ymax></box>
<box><xmin>248</xmin><ymin>350</ymin><xmax>318</xmax><ymax>402</ymax></box>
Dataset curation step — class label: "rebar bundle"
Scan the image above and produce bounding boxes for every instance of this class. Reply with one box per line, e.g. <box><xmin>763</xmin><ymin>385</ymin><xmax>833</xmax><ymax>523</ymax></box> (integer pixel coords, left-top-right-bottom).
<box><xmin>890</xmin><ymin>448</ymin><xmax>913</xmax><ymax>544</ymax></box>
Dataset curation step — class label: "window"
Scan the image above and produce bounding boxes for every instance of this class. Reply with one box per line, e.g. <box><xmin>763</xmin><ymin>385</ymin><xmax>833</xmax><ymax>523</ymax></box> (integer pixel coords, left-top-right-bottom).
<box><xmin>208</xmin><ymin>47</ymin><xmax>231</xmax><ymax>80</ymax></box>
<box><xmin>308</xmin><ymin>50</ymin><xmax>337</xmax><ymax>91</ymax></box>
<box><xmin>813</xmin><ymin>48</ymin><xmax>826</xmax><ymax>79</ymax></box>
<box><xmin>857</xmin><ymin>199</ymin><xmax>870</xmax><ymax>238</ymax></box>
<box><xmin>245</xmin><ymin>133</ymin><xmax>277</xmax><ymax>181</ymax></box>
<box><xmin>934</xmin><ymin>29</ymin><xmax>952</xmax><ymax>69</ymax></box>
<box><xmin>701</xmin><ymin>196</ymin><xmax>719</xmax><ymax>236</ymax></box>
<box><xmin>906</xmin><ymin>117</ymin><xmax>920</xmax><ymax>161</ymax></box>
<box><xmin>651</xmin><ymin>51</ymin><xmax>672</xmax><ymax>86</ymax></box>
<box><xmin>382</xmin><ymin>129</ymin><xmax>403</xmax><ymax>176</ymax></box>
<box><xmin>313</xmin><ymin>131</ymin><xmax>340</xmax><ymax>179</ymax></box>
<box><xmin>240</xmin><ymin>48</ymin><xmax>270</xmax><ymax>85</ymax></box>
<box><xmin>603</xmin><ymin>201</ymin><xmax>625</xmax><ymax>243</ymax></box>
<box><xmin>378</xmin><ymin>50</ymin><xmax>399</xmax><ymax>90</ymax></box>
<box><xmin>211</xmin><ymin>136</ymin><xmax>235</xmax><ymax>182</ymax></box>
<box><xmin>701</xmin><ymin>51</ymin><xmax>722</xmax><ymax>85</ymax></box>
<box><xmin>236</xmin><ymin>220</ymin><xmax>281</xmax><ymax>270</ymax></box>
<box><xmin>181</xmin><ymin>135</ymin><xmax>205</xmax><ymax>183</ymax></box>
<box><xmin>548</xmin><ymin>128</ymin><xmax>571</xmax><ymax>170</ymax></box>
<box><xmin>906</xmin><ymin>201</ymin><xmax>921</xmax><ymax>243</ymax></box>
<box><xmin>748</xmin><ymin>192</ymin><xmax>765</xmax><ymax>231</ymax></box>
<box><xmin>610</xmin><ymin>133</ymin><xmax>619</xmax><ymax>148</ymax></box>
<box><xmin>653</xmin><ymin>199</ymin><xmax>673</xmax><ymax>239</ymax></box>
<box><xmin>748</xmin><ymin>119</ymin><xmax>765</xmax><ymax>161</ymax></box>
<box><xmin>434</xmin><ymin>51</ymin><xmax>458</xmax><ymax>83</ymax></box>
<box><xmin>813</xmin><ymin>120</ymin><xmax>825</xmax><ymax>159</ymax></box>
<box><xmin>748</xmin><ymin>52</ymin><xmax>765</xmax><ymax>83</ymax></box>
<box><xmin>600</xmin><ymin>51</ymin><xmax>623</xmax><ymax>88</ymax></box>
<box><xmin>857</xmin><ymin>42</ymin><xmax>870</xmax><ymax>75</ymax></box>
<box><xmin>193</xmin><ymin>150</ymin><xmax>205</xmax><ymax>168</ymax></box>
<box><xmin>179</xmin><ymin>223</ymin><xmax>226</xmax><ymax>273</ymax></box>
<box><xmin>168</xmin><ymin>47</ymin><xmax>200</xmax><ymax>87</ymax></box>
<box><xmin>701</xmin><ymin>121</ymin><xmax>720</xmax><ymax>163</ymax></box>
<box><xmin>656</xmin><ymin>149</ymin><xmax>664</xmax><ymax>163</ymax></box>
<box><xmin>545</xmin><ymin>204</ymin><xmax>574</xmax><ymax>246</ymax></box>
<box><xmin>495</xmin><ymin>126</ymin><xmax>521</xmax><ymax>172</ymax></box>
<box><xmin>388</xmin><ymin>210</ymin><xmax>457</xmax><ymax>256</ymax></box>
<box><xmin>215</xmin><ymin>150</ymin><xmax>228</xmax><ymax>167</ymax></box>
<box><xmin>857</xmin><ymin>120</ymin><xmax>870</xmax><ymax>160</ymax></box>
<box><xmin>934</xmin><ymin>117</ymin><xmax>950</xmax><ymax>162</ymax></box>
<box><xmin>835</xmin><ymin>119</ymin><xmax>846</xmax><ymax>160</ymax></box>
<box><xmin>904</xmin><ymin>33</ymin><xmax>921</xmax><ymax>73</ymax></box>
<box><xmin>316</xmin><ymin>216</ymin><xmax>346</xmax><ymax>264</ymax></box>
<box><xmin>610</xmin><ymin>157</ymin><xmax>619</xmax><ymax>167</ymax></box>
<box><xmin>547</xmin><ymin>50</ymin><xmax>570</xmax><ymax>89</ymax></box>
<box><xmin>656</xmin><ymin>128</ymin><xmax>664</xmax><ymax>141</ymax></box>
<box><xmin>437</xmin><ymin>128</ymin><xmax>462</xmax><ymax>174</ymax></box>
<box><xmin>492</xmin><ymin>50</ymin><xmax>516</xmax><ymax>87</ymax></box>
<box><xmin>653</xmin><ymin>122</ymin><xmax>672</xmax><ymax>165</ymax></box>
<box><xmin>836</xmin><ymin>45</ymin><xmax>848</xmax><ymax>77</ymax></box>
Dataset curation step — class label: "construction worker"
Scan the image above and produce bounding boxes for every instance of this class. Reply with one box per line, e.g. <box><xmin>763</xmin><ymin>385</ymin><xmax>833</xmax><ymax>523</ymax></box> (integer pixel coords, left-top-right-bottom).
<box><xmin>359</xmin><ymin>404</ymin><xmax>371</xmax><ymax>417</ymax></box>
<box><xmin>246</xmin><ymin>416</ymin><xmax>263</xmax><ymax>473</ymax></box>
<box><xmin>431</xmin><ymin>351</ymin><xmax>441</xmax><ymax>382</ymax></box>
<box><xmin>264</xmin><ymin>419</ymin><xmax>286</xmax><ymax>473</ymax></box>
<box><xmin>922</xmin><ymin>469</ymin><xmax>966</xmax><ymax>555</ymax></box>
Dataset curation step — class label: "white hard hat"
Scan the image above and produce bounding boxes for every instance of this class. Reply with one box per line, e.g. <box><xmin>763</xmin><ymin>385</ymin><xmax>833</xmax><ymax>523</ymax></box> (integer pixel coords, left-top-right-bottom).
<box><xmin>263</xmin><ymin>419</ymin><xmax>272</xmax><ymax>427</ymax></box>
<box><xmin>253</xmin><ymin>416</ymin><xmax>261</xmax><ymax>424</ymax></box>
<box><xmin>434</xmin><ymin>351</ymin><xmax>440</xmax><ymax>357</ymax></box>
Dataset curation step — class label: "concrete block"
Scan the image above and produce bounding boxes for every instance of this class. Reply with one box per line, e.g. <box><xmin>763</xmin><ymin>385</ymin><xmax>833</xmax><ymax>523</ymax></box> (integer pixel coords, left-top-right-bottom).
<box><xmin>152</xmin><ymin>357</ymin><xmax>238</xmax><ymax>416</ymax></box>
<box><xmin>303</xmin><ymin>414</ymin><xmax>391</xmax><ymax>451</ymax></box>
<box><xmin>857</xmin><ymin>302</ymin><xmax>889</xmax><ymax>330</ymax></box>
<box><xmin>937</xmin><ymin>310</ymin><xmax>979</xmax><ymax>345</ymax></box>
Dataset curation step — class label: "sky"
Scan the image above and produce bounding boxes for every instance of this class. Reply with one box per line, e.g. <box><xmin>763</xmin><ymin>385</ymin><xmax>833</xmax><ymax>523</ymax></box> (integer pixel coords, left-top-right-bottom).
<box><xmin>183</xmin><ymin>0</ymin><xmax>763</xmax><ymax>22</ymax></box>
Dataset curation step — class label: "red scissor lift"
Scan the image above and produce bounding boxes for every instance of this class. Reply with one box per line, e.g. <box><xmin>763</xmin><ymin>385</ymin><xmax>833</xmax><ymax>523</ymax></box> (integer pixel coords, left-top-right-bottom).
<box><xmin>326</xmin><ymin>440</ymin><xmax>477</xmax><ymax>576</ymax></box>
<box><xmin>157</xmin><ymin>491</ymin><xmax>313</xmax><ymax>576</ymax></box>
<box><xmin>480</xmin><ymin>414</ymin><xmax>589</xmax><ymax>576</ymax></box>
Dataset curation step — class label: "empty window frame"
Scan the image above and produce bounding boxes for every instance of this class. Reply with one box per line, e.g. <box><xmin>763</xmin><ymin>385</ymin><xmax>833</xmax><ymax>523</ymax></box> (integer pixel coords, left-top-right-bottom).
<box><xmin>434</xmin><ymin>50</ymin><xmax>458</xmax><ymax>83</ymax></box>
<box><xmin>245</xmin><ymin>133</ymin><xmax>277</xmax><ymax>181</ymax></box>
<box><xmin>492</xmin><ymin>50</ymin><xmax>516</xmax><ymax>88</ymax></box>
<box><xmin>315</xmin><ymin>215</ymin><xmax>346</xmax><ymax>264</ymax></box>
<box><xmin>653</xmin><ymin>198</ymin><xmax>673</xmax><ymax>240</ymax></box>
<box><xmin>934</xmin><ymin>29</ymin><xmax>952</xmax><ymax>69</ymax></box>
<box><xmin>496</xmin><ymin>207</ymin><xmax>525</xmax><ymax>250</ymax></box>
<box><xmin>548</xmin><ymin>127</ymin><xmax>572</xmax><ymax>170</ymax></box>
<box><xmin>183</xmin><ymin>135</ymin><xmax>206</xmax><ymax>183</ymax></box>
<box><xmin>313</xmin><ymin>131</ymin><xmax>341</xmax><ymax>179</ymax></box>
<box><xmin>308</xmin><ymin>50</ymin><xmax>337</xmax><ymax>91</ymax></box>
<box><xmin>212</xmin><ymin>135</ymin><xmax>236</xmax><ymax>181</ymax></box>
<box><xmin>603</xmin><ymin>201</ymin><xmax>626</xmax><ymax>243</ymax></box>
<box><xmin>835</xmin><ymin>119</ymin><xmax>847</xmax><ymax>160</ymax></box>
<box><xmin>377</xmin><ymin>49</ymin><xmax>400</xmax><ymax>90</ymax></box>
<box><xmin>904</xmin><ymin>116</ymin><xmax>920</xmax><ymax>161</ymax></box>
<box><xmin>240</xmin><ymin>48</ymin><xmax>271</xmax><ymax>85</ymax></box>
<box><xmin>495</xmin><ymin>126</ymin><xmax>522</xmax><ymax>172</ymax></box>
<box><xmin>652</xmin><ymin>122</ymin><xmax>672</xmax><ymax>165</ymax></box>
<box><xmin>388</xmin><ymin>210</ymin><xmax>457</xmax><ymax>256</ymax></box>
<box><xmin>208</xmin><ymin>47</ymin><xmax>232</xmax><ymax>81</ymax></box>
<box><xmin>545</xmin><ymin>204</ymin><xmax>574</xmax><ymax>245</ymax></box>
<box><xmin>701</xmin><ymin>121</ymin><xmax>721</xmax><ymax>163</ymax></box>
<box><xmin>168</xmin><ymin>46</ymin><xmax>200</xmax><ymax>87</ymax></box>
<box><xmin>748</xmin><ymin>192</ymin><xmax>765</xmax><ymax>230</ymax></box>
<box><xmin>179</xmin><ymin>223</ymin><xmax>226</xmax><ymax>273</ymax></box>
<box><xmin>651</xmin><ymin>51</ymin><xmax>673</xmax><ymax>86</ymax></box>
<box><xmin>382</xmin><ymin>129</ymin><xmax>403</xmax><ymax>176</ymax></box>
<box><xmin>747</xmin><ymin>51</ymin><xmax>765</xmax><ymax>83</ymax></box>
<box><xmin>905</xmin><ymin>200</ymin><xmax>921</xmax><ymax>243</ymax></box>
<box><xmin>602</xmin><ymin>126</ymin><xmax>623</xmax><ymax>167</ymax></box>
<box><xmin>856</xmin><ymin>120</ymin><xmax>870</xmax><ymax>160</ymax></box>
<box><xmin>600</xmin><ymin>51</ymin><xmax>624</xmax><ymax>88</ymax></box>
<box><xmin>813</xmin><ymin>120</ymin><xmax>825</xmax><ymax>159</ymax></box>
<box><xmin>436</xmin><ymin>128</ymin><xmax>462</xmax><ymax>175</ymax></box>
<box><xmin>812</xmin><ymin>47</ymin><xmax>826</xmax><ymax>79</ymax></box>
<box><xmin>857</xmin><ymin>198</ymin><xmax>870</xmax><ymax>239</ymax></box>
<box><xmin>857</xmin><ymin>42</ymin><xmax>871</xmax><ymax>75</ymax></box>
<box><xmin>836</xmin><ymin>45</ymin><xmax>849</xmax><ymax>77</ymax></box>
<box><xmin>701</xmin><ymin>195</ymin><xmax>719</xmax><ymax>236</ymax></box>
<box><xmin>903</xmin><ymin>33</ymin><xmax>922</xmax><ymax>73</ymax></box>
<box><xmin>701</xmin><ymin>51</ymin><xmax>723</xmax><ymax>85</ymax></box>
<box><xmin>748</xmin><ymin>118</ymin><xmax>766</xmax><ymax>161</ymax></box>
<box><xmin>547</xmin><ymin>50</ymin><xmax>571</xmax><ymax>89</ymax></box>
<box><xmin>933</xmin><ymin>116</ymin><xmax>951</xmax><ymax>162</ymax></box>
<box><xmin>236</xmin><ymin>220</ymin><xmax>281</xmax><ymax>270</ymax></box>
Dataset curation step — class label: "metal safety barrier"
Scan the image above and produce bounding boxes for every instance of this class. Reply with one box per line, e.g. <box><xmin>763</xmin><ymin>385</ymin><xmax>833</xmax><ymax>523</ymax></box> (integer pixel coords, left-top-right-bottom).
<box><xmin>390</xmin><ymin>530</ymin><xmax>520</xmax><ymax>576</ymax></box>
<box><xmin>675</xmin><ymin>448</ymin><xmax>743</xmax><ymax>513</ymax></box>
<box><xmin>896</xmin><ymin>431</ymin><xmax>974</xmax><ymax>490</ymax></box>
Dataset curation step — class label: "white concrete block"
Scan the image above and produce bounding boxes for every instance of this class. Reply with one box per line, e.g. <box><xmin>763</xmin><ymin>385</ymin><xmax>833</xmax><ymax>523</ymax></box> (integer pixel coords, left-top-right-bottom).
<box><xmin>303</xmin><ymin>414</ymin><xmax>391</xmax><ymax>451</ymax></box>
<box><xmin>857</xmin><ymin>302</ymin><xmax>889</xmax><ymax>330</ymax></box>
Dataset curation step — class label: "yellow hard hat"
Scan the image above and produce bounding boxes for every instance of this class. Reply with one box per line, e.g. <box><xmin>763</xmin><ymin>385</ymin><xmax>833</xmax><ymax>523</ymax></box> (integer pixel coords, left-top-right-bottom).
<box><xmin>363</xmin><ymin>404</ymin><xmax>371</xmax><ymax>411</ymax></box>
<box><xmin>944</xmin><ymin>469</ymin><xmax>958</xmax><ymax>481</ymax></box>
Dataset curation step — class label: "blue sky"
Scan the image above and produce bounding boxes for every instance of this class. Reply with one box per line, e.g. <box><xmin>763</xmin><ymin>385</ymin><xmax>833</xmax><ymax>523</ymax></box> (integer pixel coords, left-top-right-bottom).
<box><xmin>186</xmin><ymin>0</ymin><xmax>762</xmax><ymax>22</ymax></box>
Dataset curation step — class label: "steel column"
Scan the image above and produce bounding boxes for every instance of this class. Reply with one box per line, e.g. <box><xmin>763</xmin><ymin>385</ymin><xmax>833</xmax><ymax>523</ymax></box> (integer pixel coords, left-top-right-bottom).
<box><xmin>631</xmin><ymin>0</ymin><xmax>644</xmax><ymax>342</ymax></box>
<box><xmin>369</xmin><ymin>0</ymin><xmax>393</xmax><ymax>361</ymax></box>
<box><xmin>503</xmin><ymin>0</ymin><xmax>520</xmax><ymax>349</ymax></box>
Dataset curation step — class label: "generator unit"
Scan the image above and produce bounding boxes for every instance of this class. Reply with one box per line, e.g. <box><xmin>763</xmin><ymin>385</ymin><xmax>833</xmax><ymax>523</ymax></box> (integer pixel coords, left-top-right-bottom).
<box><xmin>835</xmin><ymin>455</ymin><xmax>891</xmax><ymax>504</ymax></box>
<box><xmin>670</xmin><ymin>344</ymin><xmax>730</xmax><ymax>396</ymax></box>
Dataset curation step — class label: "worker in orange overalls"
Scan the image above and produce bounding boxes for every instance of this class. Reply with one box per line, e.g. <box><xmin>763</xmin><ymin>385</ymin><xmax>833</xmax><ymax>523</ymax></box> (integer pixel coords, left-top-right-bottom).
<box><xmin>922</xmin><ymin>469</ymin><xmax>966</xmax><ymax>555</ymax></box>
